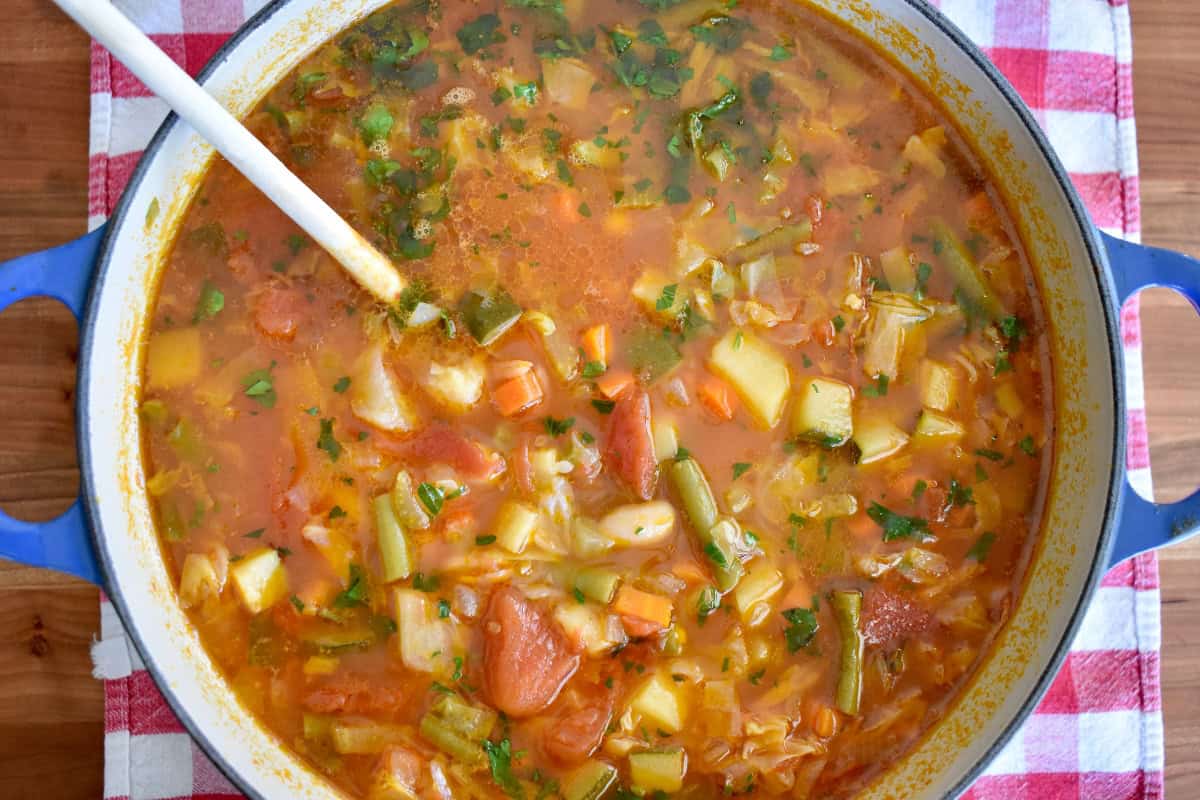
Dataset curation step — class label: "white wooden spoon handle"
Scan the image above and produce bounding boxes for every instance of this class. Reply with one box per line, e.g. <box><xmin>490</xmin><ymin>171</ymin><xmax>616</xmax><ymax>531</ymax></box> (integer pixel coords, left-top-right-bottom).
<box><xmin>54</xmin><ymin>0</ymin><xmax>406</xmax><ymax>304</ymax></box>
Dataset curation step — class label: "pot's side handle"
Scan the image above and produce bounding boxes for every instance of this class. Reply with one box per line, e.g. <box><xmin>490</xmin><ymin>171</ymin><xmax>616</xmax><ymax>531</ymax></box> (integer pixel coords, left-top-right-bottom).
<box><xmin>0</xmin><ymin>227</ymin><xmax>106</xmax><ymax>584</ymax></box>
<box><xmin>1103</xmin><ymin>232</ymin><xmax>1200</xmax><ymax>566</ymax></box>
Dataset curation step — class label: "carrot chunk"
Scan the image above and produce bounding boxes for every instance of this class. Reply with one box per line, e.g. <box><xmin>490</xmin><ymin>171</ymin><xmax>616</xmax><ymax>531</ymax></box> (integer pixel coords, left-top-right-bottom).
<box><xmin>698</xmin><ymin>374</ymin><xmax>739</xmax><ymax>421</ymax></box>
<box><xmin>612</xmin><ymin>585</ymin><xmax>673</xmax><ymax>631</ymax></box>
<box><xmin>493</xmin><ymin>370</ymin><xmax>544</xmax><ymax>416</ymax></box>
<box><xmin>581</xmin><ymin>324</ymin><xmax>612</xmax><ymax>367</ymax></box>
<box><xmin>595</xmin><ymin>369</ymin><xmax>634</xmax><ymax>400</ymax></box>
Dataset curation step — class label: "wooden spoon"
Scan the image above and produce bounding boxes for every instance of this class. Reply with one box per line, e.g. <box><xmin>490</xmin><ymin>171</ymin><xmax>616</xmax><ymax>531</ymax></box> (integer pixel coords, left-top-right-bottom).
<box><xmin>53</xmin><ymin>0</ymin><xmax>407</xmax><ymax>304</ymax></box>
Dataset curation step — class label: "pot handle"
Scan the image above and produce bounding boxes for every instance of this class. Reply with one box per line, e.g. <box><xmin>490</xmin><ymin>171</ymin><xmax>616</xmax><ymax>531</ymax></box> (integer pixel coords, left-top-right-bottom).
<box><xmin>0</xmin><ymin>227</ymin><xmax>106</xmax><ymax>584</ymax></box>
<box><xmin>1103</xmin><ymin>232</ymin><xmax>1200</xmax><ymax>565</ymax></box>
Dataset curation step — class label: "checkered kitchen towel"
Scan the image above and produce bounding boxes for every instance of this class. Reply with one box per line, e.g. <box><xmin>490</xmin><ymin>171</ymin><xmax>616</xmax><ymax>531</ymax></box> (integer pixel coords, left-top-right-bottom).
<box><xmin>86</xmin><ymin>0</ymin><xmax>1163</xmax><ymax>797</ymax></box>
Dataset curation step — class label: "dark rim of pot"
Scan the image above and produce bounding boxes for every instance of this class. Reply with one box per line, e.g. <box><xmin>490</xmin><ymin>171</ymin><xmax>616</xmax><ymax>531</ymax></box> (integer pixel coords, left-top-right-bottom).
<box><xmin>76</xmin><ymin>0</ymin><xmax>1126</xmax><ymax>798</ymax></box>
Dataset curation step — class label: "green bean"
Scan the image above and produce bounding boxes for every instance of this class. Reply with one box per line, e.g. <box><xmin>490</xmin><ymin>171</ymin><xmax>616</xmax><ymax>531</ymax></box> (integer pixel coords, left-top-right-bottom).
<box><xmin>373</xmin><ymin>494</ymin><xmax>412</xmax><ymax>583</ymax></box>
<box><xmin>728</xmin><ymin>220</ymin><xmax>813</xmax><ymax>265</ymax></box>
<box><xmin>930</xmin><ymin>218</ymin><xmax>1001</xmax><ymax>320</ymax></box>
<box><xmin>668</xmin><ymin>458</ymin><xmax>742</xmax><ymax>591</ymax></box>
<box><xmin>429</xmin><ymin>693</ymin><xmax>496</xmax><ymax>740</ymax></box>
<box><xmin>418</xmin><ymin>714</ymin><xmax>484</xmax><ymax>765</ymax></box>
<box><xmin>832</xmin><ymin>589</ymin><xmax>864</xmax><ymax>715</ymax></box>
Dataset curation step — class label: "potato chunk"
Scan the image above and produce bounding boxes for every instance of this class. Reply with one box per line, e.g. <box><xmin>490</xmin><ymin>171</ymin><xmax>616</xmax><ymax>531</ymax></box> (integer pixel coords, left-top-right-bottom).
<box><xmin>708</xmin><ymin>329</ymin><xmax>790</xmax><ymax>429</ymax></box>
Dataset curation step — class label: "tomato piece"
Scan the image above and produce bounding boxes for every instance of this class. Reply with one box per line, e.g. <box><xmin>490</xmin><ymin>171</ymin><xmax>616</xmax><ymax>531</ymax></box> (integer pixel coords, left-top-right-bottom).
<box><xmin>374</xmin><ymin>425</ymin><xmax>505</xmax><ymax>482</ymax></box>
<box><xmin>604</xmin><ymin>388</ymin><xmax>658</xmax><ymax>500</ymax></box>
<box><xmin>303</xmin><ymin>674</ymin><xmax>406</xmax><ymax>714</ymax></box>
<box><xmin>543</xmin><ymin>691</ymin><xmax>614</xmax><ymax>765</ymax></box>
<box><xmin>620</xmin><ymin>614</ymin><xmax>664</xmax><ymax>639</ymax></box>
<box><xmin>482</xmin><ymin>586</ymin><xmax>580</xmax><ymax>718</ymax></box>
<box><xmin>253</xmin><ymin>285</ymin><xmax>305</xmax><ymax>341</ymax></box>
<box><xmin>861</xmin><ymin>588</ymin><xmax>934</xmax><ymax>646</ymax></box>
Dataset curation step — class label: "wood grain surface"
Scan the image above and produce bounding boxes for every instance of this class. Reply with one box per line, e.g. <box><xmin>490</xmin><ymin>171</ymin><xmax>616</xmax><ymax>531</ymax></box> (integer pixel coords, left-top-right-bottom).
<box><xmin>0</xmin><ymin>0</ymin><xmax>1197</xmax><ymax>797</ymax></box>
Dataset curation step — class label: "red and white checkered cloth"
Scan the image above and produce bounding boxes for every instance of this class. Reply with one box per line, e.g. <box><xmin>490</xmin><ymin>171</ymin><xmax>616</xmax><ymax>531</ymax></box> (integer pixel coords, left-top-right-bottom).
<box><xmin>86</xmin><ymin>1</ymin><xmax>1162</xmax><ymax>798</ymax></box>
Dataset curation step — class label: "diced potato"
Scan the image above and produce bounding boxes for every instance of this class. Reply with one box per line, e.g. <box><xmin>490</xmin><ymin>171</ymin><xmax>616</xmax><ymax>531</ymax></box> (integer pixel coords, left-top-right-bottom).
<box><xmin>995</xmin><ymin>381</ymin><xmax>1024</xmax><ymax>418</ymax></box>
<box><xmin>598</xmin><ymin>501</ymin><xmax>675</xmax><ymax>547</ymax></box>
<box><xmin>230</xmin><ymin>548</ymin><xmax>287</xmax><ymax>614</ymax></box>
<box><xmin>542</xmin><ymin>58</ymin><xmax>595</xmax><ymax>110</ymax></box>
<box><xmin>733</xmin><ymin>560</ymin><xmax>783</xmax><ymax>621</ymax></box>
<box><xmin>393</xmin><ymin>588</ymin><xmax>451</xmax><ymax>674</ymax></box>
<box><xmin>853</xmin><ymin>417</ymin><xmax>910</xmax><ymax>465</ymax></box>
<box><xmin>351</xmin><ymin>344</ymin><xmax>419</xmax><ymax>433</ymax></box>
<box><xmin>629</xmin><ymin>748</ymin><xmax>686</xmax><ymax>794</ymax></box>
<box><xmin>913</xmin><ymin>409</ymin><xmax>965</xmax><ymax>443</ymax></box>
<box><xmin>628</xmin><ymin>671</ymin><xmax>687</xmax><ymax>733</ymax></box>
<box><xmin>570</xmin><ymin>138</ymin><xmax>621</xmax><ymax>169</ymax></box>
<box><xmin>572</xmin><ymin>517</ymin><xmax>614</xmax><ymax>558</ymax></box>
<box><xmin>331</xmin><ymin>721</ymin><xmax>408</xmax><ymax>755</ymax></box>
<box><xmin>651</xmin><ymin>417</ymin><xmax>678</xmax><ymax>464</ymax></box>
<box><xmin>554</xmin><ymin>603</ymin><xmax>627</xmax><ymax>656</ymax></box>
<box><xmin>303</xmin><ymin>655</ymin><xmax>340</xmax><ymax>676</ymax></box>
<box><xmin>493</xmin><ymin>500</ymin><xmax>539</xmax><ymax>554</ymax></box>
<box><xmin>301</xmin><ymin>522</ymin><xmax>354</xmax><ymax>583</ymax></box>
<box><xmin>178</xmin><ymin>553</ymin><xmax>220</xmax><ymax>609</ymax></box>
<box><xmin>708</xmin><ymin>329</ymin><xmax>791</xmax><ymax>429</ymax></box>
<box><xmin>880</xmin><ymin>246</ymin><xmax>916</xmax><ymax>293</ymax></box>
<box><xmin>823</xmin><ymin>164</ymin><xmax>880</xmax><ymax>198</ymax></box>
<box><xmin>921</xmin><ymin>360</ymin><xmax>957</xmax><ymax>412</ymax></box>
<box><xmin>791</xmin><ymin>377</ymin><xmax>854</xmax><ymax>445</ymax></box>
<box><xmin>903</xmin><ymin>127</ymin><xmax>947</xmax><ymax>178</ymax></box>
<box><xmin>146</xmin><ymin>328</ymin><xmax>203</xmax><ymax>391</ymax></box>
<box><xmin>444</xmin><ymin>112</ymin><xmax>489</xmax><ymax>170</ymax></box>
<box><xmin>632</xmin><ymin>270</ymin><xmax>685</xmax><ymax>318</ymax></box>
<box><xmin>424</xmin><ymin>358</ymin><xmax>484</xmax><ymax>412</ymax></box>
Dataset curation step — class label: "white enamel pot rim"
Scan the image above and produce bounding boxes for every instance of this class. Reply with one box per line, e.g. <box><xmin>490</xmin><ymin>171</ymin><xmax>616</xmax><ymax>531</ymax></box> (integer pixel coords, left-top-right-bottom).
<box><xmin>59</xmin><ymin>0</ymin><xmax>1192</xmax><ymax>797</ymax></box>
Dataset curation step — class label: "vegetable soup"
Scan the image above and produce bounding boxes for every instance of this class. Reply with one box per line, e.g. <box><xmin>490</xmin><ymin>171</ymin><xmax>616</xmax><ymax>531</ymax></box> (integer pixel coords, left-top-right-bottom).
<box><xmin>141</xmin><ymin>0</ymin><xmax>1053</xmax><ymax>796</ymax></box>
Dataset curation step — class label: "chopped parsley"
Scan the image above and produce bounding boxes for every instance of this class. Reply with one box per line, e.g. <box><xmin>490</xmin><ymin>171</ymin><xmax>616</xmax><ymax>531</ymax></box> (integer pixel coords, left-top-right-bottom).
<box><xmin>482</xmin><ymin>738</ymin><xmax>524</xmax><ymax>799</ymax></box>
<box><xmin>193</xmin><ymin>280</ymin><xmax>224</xmax><ymax>322</ymax></box>
<box><xmin>1019</xmin><ymin>435</ymin><xmax>1037</xmax><ymax>456</ymax></box>
<box><xmin>332</xmin><ymin>564</ymin><xmax>368</xmax><ymax>608</ymax></box>
<box><xmin>655</xmin><ymin>283</ymin><xmax>678</xmax><ymax>311</ymax></box>
<box><xmin>867</xmin><ymin>502</ymin><xmax>932</xmax><ymax>542</ymax></box>
<box><xmin>543</xmin><ymin>416</ymin><xmax>576</xmax><ymax>436</ymax></box>
<box><xmin>581</xmin><ymin>360</ymin><xmax>606</xmax><ymax>378</ymax></box>
<box><xmin>862</xmin><ymin>373</ymin><xmax>889</xmax><ymax>397</ymax></box>
<box><xmin>967</xmin><ymin>531</ymin><xmax>997</xmax><ymax>562</ymax></box>
<box><xmin>417</xmin><ymin>482</ymin><xmax>445</xmax><ymax>516</ymax></box>
<box><xmin>975</xmin><ymin>448</ymin><xmax>1004</xmax><ymax>462</ymax></box>
<box><xmin>241</xmin><ymin>363</ymin><xmax>278</xmax><ymax>408</ymax></box>
<box><xmin>732</xmin><ymin>462</ymin><xmax>751</xmax><ymax>480</ymax></box>
<box><xmin>457</xmin><ymin>13</ymin><xmax>506</xmax><ymax>55</ymax></box>
<box><xmin>412</xmin><ymin>572</ymin><xmax>441</xmax><ymax>592</ymax></box>
<box><xmin>781</xmin><ymin>606</ymin><xmax>819</xmax><ymax>652</ymax></box>
<box><xmin>332</xmin><ymin>376</ymin><xmax>351</xmax><ymax>393</ymax></box>
<box><xmin>317</xmin><ymin>418</ymin><xmax>342</xmax><ymax>461</ymax></box>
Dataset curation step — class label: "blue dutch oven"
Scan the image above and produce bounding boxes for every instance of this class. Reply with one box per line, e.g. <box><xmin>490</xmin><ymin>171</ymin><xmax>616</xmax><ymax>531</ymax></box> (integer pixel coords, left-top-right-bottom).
<box><xmin>1</xmin><ymin>0</ymin><xmax>1198</xmax><ymax>797</ymax></box>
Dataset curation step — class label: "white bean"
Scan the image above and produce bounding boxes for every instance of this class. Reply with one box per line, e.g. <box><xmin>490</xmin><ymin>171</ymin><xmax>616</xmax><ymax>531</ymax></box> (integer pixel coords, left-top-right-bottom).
<box><xmin>598</xmin><ymin>500</ymin><xmax>676</xmax><ymax>546</ymax></box>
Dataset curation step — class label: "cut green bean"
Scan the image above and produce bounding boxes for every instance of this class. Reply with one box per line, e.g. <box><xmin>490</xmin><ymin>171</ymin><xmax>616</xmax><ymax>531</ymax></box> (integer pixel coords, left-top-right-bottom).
<box><xmin>373</xmin><ymin>494</ymin><xmax>412</xmax><ymax>583</ymax></box>
<box><xmin>832</xmin><ymin>589</ymin><xmax>864</xmax><ymax>715</ymax></box>
<box><xmin>728</xmin><ymin>220</ymin><xmax>813</xmax><ymax>265</ymax></box>
<box><xmin>930</xmin><ymin>218</ymin><xmax>1001</xmax><ymax>320</ymax></box>
<box><xmin>418</xmin><ymin>714</ymin><xmax>484</xmax><ymax>765</ymax></box>
<box><xmin>668</xmin><ymin>458</ymin><xmax>742</xmax><ymax>591</ymax></box>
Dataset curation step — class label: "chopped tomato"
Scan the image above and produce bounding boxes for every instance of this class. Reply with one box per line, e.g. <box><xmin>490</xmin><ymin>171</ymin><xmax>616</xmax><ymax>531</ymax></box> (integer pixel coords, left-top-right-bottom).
<box><xmin>375</xmin><ymin>425</ymin><xmax>505</xmax><ymax>482</ymax></box>
<box><xmin>543</xmin><ymin>690</ymin><xmax>614</xmax><ymax>765</ymax></box>
<box><xmin>303</xmin><ymin>674</ymin><xmax>405</xmax><ymax>714</ymax></box>
<box><xmin>862</xmin><ymin>588</ymin><xmax>934</xmax><ymax>646</ymax></box>
<box><xmin>604</xmin><ymin>388</ymin><xmax>658</xmax><ymax>500</ymax></box>
<box><xmin>252</xmin><ymin>285</ymin><xmax>306</xmax><ymax>341</ymax></box>
<box><xmin>482</xmin><ymin>586</ymin><xmax>580</xmax><ymax>717</ymax></box>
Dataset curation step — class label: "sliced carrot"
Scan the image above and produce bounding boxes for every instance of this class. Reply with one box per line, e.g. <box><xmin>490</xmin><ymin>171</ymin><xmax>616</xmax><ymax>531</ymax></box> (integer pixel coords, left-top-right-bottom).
<box><xmin>595</xmin><ymin>369</ymin><xmax>634</xmax><ymax>400</ymax></box>
<box><xmin>493</xmin><ymin>371</ymin><xmax>544</xmax><ymax>416</ymax></box>
<box><xmin>813</xmin><ymin>706</ymin><xmax>839</xmax><ymax>738</ymax></box>
<box><xmin>670</xmin><ymin>560</ymin><xmax>709</xmax><ymax>585</ymax></box>
<box><xmin>698</xmin><ymin>374</ymin><xmax>739</xmax><ymax>421</ymax></box>
<box><xmin>612</xmin><ymin>585</ymin><xmax>673</xmax><ymax>630</ymax></box>
<box><xmin>581</xmin><ymin>324</ymin><xmax>612</xmax><ymax>367</ymax></box>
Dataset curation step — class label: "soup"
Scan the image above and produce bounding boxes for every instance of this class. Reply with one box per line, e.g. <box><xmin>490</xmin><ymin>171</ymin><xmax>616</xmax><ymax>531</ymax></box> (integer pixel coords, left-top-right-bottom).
<box><xmin>140</xmin><ymin>0</ymin><xmax>1053</xmax><ymax>796</ymax></box>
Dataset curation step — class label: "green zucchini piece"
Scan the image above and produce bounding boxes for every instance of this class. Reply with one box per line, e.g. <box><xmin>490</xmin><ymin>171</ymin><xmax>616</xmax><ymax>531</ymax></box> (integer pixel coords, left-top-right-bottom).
<box><xmin>560</xmin><ymin>760</ymin><xmax>618</xmax><ymax>800</ymax></box>
<box><xmin>459</xmin><ymin>286</ymin><xmax>523</xmax><ymax>346</ymax></box>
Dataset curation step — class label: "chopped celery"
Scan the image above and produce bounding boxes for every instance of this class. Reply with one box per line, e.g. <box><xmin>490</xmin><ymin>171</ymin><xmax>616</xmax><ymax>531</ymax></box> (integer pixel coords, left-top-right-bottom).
<box><xmin>727</xmin><ymin>220</ymin><xmax>813</xmax><ymax>264</ymax></box>
<box><xmin>229</xmin><ymin>548</ymin><xmax>287</xmax><ymax>614</ymax></box>
<box><xmin>560</xmin><ymin>760</ymin><xmax>618</xmax><ymax>800</ymax></box>
<box><xmin>913</xmin><ymin>409</ymin><xmax>965</xmax><ymax>443</ymax></box>
<box><xmin>791</xmin><ymin>377</ymin><xmax>854</xmax><ymax>446</ymax></box>
<box><xmin>629</xmin><ymin>671</ymin><xmax>687</xmax><ymax>733</ymax></box>
<box><xmin>853</xmin><ymin>417</ymin><xmax>910</xmax><ymax>465</ymax></box>
<box><xmin>391</xmin><ymin>470</ymin><xmax>431</xmax><ymax>530</ymax></box>
<box><xmin>166</xmin><ymin>417</ymin><xmax>205</xmax><ymax>463</ymax></box>
<box><xmin>493</xmin><ymin>500</ymin><xmax>539</xmax><ymax>554</ymax></box>
<box><xmin>708</xmin><ymin>328</ymin><xmax>791</xmax><ymax>429</ymax></box>
<box><xmin>429</xmin><ymin>693</ymin><xmax>497</xmax><ymax>740</ymax></box>
<box><xmin>629</xmin><ymin>748</ymin><xmax>686</xmax><ymax>794</ymax></box>
<box><xmin>920</xmin><ymin>360</ymin><xmax>957</xmax><ymax>412</ymax></box>
<box><xmin>331</xmin><ymin>721</ymin><xmax>407</xmax><ymax>755</ymax></box>
<box><xmin>574</xmin><ymin>567</ymin><xmax>621</xmax><ymax>604</ymax></box>
<box><xmin>931</xmin><ymin>218</ymin><xmax>1001</xmax><ymax>320</ymax></box>
<box><xmin>832</xmin><ymin>589</ymin><xmax>864</xmax><ymax>715</ymax></box>
<box><xmin>459</xmin><ymin>286</ymin><xmax>523</xmax><ymax>346</ymax></box>
<box><xmin>303</xmin><ymin>713</ymin><xmax>333</xmax><ymax>741</ymax></box>
<box><xmin>732</xmin><ymin>560</ymin><xmax>783</xmax><ymax>620</ymax></box>
<box><xmin>662</xmin><ymin>624</ymin><xmax>685</xmax><ymax>656</ymax></box>
<box><xmin>373</xmin><ymin>494</ymin><xmax>412</xmax><ymax>583</ymax></box>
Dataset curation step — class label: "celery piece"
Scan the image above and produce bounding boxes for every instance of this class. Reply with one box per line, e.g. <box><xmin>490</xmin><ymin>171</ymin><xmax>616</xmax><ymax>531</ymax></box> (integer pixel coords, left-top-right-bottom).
<box><xmin>629</xmin><ymin>747</ymin><xmax>686</xmax><ymax>794</ymax></box>
<box><xmin>391</xmin><ymin>470</ymin><xmax>431</xmax><ymax>530</ymax></box>
<box><xmin>662</xmin><ymin>624</ymin><xmax>685</xmax><ymax>657</ymax></box>
<box><xmin>832</xmin><ymin>589</ymin><xmax>864</xmax><ymax>715</ymax></box>
<box><xmin>930</xmin><ymin>218</ymin><xmax>1001</xmax><ymax>320</ymax></box>
<box><xmin>166</xmin><ymin>416</ymin><xmax>205</xmax><ymax>463</ymax></box>
<box><xmin>574</xmin><ymin>567</ymin><xmax>621</xmax><ymax>604</ymax></box>
<box><xmin>727</xmin><ymin>220</ymin><xmax>813</xmax><ymax>265</ymax></box>
<box><xmin>560</xmin><ymin>760</ymin><xmax>618</xmax><ymax>800</ymax></box>
<box><xmin>459</xmin><ymin>286</ymin><xmax>523</xmax><ymax>346</ymax></box>
<box><xmin>374</xmin><ymin>494</ymin><xmax>412</xmax><ymax>583</ymax></box>
<box><xmin>302</xmin><ymin>713</ymin><xmax>333</xmax><ymax>741</ymax></box>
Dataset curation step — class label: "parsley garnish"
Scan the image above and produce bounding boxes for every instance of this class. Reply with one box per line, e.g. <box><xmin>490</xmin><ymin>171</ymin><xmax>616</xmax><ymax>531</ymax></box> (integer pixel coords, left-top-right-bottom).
<box><xmin>655</xmin><ymin>283</ymin><xmax>678</xmax><ymax>311</ymax></box>
<box><xmin>543</xmin><ymin>416</ymin><xmax>576</xmax><ymax>436</ymax></box>
<box><xmin>412</xmin><ymin>572</ymin><xmax>441</xmax><ymax>592</ymax></box>
<box><xmin>862</xmin><ymin>373</ymin><xmax>889</xmax><ymax>397</ymax></box>
<box><xmin>967</xmin><ymin>531</ymin><xmax>997</xmax><ymax>562</ymax></box>
<box><xmin>975</xmin><ymin>448</ymin><xmax>1004</xmax><ymax>462</ymax></box>
<box><xmin>457</xmin><ymin>14</ymin><xmax>506</xmax><ymax>55</ymax></box>
<box><xmin>581</xmin><ymin>360</ymin><xmax>606</xmax><ymax>378</ymax></box>
<box><xmin>333</xmin><ymin>564</ymin><xmax>368</xmax><ymax>607</ymax></box>
<box><xmin>781</xmin><ymin>607</ymin><xmax>818</xmax><ymax>652</ymax></box>
<box><xmin>732</xmin><ymin>462</ymin><xmax>751</xmax><ymax>480</ymax></box>
<box><xmin>241</xmin><ymin>362</ymin><xmax>278</xmax><ymax>408</ymax></box>
<box><xmin>417</xmin><ymin>482</ymin><xmax>445</xmax><ymax>516</ymax></box>
<box><xmin>866</xmin><ymin>502</ymin><xmax>932</xmax><ymax>542</ymax></box>
<box><xmin>317</xmin><ymin>418</ymin><xmax>342</xmax><ymax>461</ymax></box>
<box><xmin>1019</xmin><ymin>435</ymin><xmax>1037</xmax><ymax>456</ymax></box>
<box><xmin>482</xmin><ymin>738</ymin><xmax>524</xmax><ymax>799</ymax></box>
<box><xmin>193</xmin><ymin>280</ymin><xmax>224</xmax><ymax>322</ymax></box>
<box><xmin>592</xmin><ymin>399</ymin><xmax>616</xmax><ymax>414</ymax></box>
<box><xmin>332</xmin><ymin>376</ymin><xmax>351</xmax><ymax>393</ymax></box>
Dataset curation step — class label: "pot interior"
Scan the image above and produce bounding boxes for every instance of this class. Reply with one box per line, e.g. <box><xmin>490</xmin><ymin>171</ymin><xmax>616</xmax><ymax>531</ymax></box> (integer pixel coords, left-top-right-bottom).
<box><xmin>79</xmin><ymin>0</ymin><xmax>1121</xmax><ymax>797</ymax></box>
